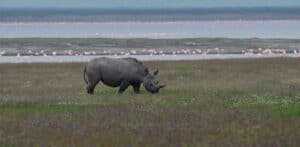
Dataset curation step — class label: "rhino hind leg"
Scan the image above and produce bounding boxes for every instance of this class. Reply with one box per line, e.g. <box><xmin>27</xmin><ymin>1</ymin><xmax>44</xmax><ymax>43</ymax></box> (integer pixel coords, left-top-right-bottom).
<box><xmin>86</xmin><ymin>74</ymin><xmax>101</xmax><ymax>95</ymax></box>
<box><xmin>118</xmin><ymin>81</ymin><xmax>130</xmax><ymax>94</ymax></box>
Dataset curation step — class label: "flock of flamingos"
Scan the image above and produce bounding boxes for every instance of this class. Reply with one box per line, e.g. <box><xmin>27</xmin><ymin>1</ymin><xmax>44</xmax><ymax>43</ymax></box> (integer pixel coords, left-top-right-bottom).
<box><xmin>0</xmin><ymin>48</ymin><xmax>300</xmax><ymax>57</ymax></box>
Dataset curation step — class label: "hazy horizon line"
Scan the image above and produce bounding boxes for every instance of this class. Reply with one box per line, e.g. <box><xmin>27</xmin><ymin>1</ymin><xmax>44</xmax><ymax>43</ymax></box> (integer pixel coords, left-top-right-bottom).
<box><xmin>1</xmin><ymin>6</ymin><xmax>300</xmax><ymax>9</ymax></box>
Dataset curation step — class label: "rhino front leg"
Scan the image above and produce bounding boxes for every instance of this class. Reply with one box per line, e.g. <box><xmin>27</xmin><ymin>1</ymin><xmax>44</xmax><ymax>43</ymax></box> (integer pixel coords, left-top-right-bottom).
<box><xmin>87</xmin><ymin>81</ymin><xmax>100</xmax><ymax>95</ymax></box>
<box><xmin>118</xmin><ymin>81</ymin><xmax>130</xmax><ymax>94</ymax></box>
<box><xmin>133</xmin><ymin>83</ymin><xmax>141</xmax><ymax>94</ymax></box>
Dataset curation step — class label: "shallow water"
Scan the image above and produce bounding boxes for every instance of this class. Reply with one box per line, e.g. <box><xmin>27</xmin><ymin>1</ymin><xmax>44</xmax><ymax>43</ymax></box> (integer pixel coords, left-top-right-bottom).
<box><xmin>1</xmin><ymin>21</ymin><xmax>300</xmax><ymax>38</ymax></box>
<box><xmin>1</xmin><ymin>54</ymin><xmax>300</xmax><ymax>63</ymax></box>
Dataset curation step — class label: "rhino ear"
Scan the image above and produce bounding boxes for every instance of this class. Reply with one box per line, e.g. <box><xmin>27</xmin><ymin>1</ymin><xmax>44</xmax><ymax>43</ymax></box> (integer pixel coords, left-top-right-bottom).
<box><xmin>154</xmin><ymin>69</ymin><xmax>158</xmax><ymax>75</ymax></box>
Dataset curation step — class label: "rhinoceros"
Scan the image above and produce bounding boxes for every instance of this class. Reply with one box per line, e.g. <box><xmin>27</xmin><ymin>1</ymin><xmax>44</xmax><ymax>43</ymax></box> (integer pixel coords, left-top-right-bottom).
<box><xmin>83</xmin><ymin>57</ymin><xmax>165</xmax><ymax>94</ymax></box>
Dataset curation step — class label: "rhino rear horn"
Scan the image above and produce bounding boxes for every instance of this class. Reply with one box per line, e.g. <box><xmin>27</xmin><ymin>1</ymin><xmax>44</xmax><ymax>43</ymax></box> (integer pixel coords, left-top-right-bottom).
<box><xmin>154</xmin><ymin>69</ymin><xmax>159</xmax><ymax>75</ymax></box>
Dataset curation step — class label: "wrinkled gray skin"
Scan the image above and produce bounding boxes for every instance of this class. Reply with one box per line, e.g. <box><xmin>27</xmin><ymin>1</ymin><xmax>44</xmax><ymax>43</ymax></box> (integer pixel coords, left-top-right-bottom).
<box><xmin>84</xmin><ymin>57</ymin><xmax>165</xmax><ymax>94</ymax></box>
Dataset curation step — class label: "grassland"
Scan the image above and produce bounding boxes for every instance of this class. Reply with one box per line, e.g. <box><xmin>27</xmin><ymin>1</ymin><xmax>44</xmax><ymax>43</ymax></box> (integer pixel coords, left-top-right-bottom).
<box><xmin>0</xmin><ymin>58</ymin><xmax>300</xmax><ymax>146</ymax></box>
<box><xmin>1</xmin><ymin>38</ymin><xmax>300</xmax><ymax>55</ymax></box>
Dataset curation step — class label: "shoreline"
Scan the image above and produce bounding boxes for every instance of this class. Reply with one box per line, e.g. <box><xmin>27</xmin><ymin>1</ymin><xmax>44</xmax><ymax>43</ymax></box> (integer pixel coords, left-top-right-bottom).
<box><xmin>1</xmin><ymin>54</ymin><xmax>300</xmax><ymax>64</ymax></box>
<box><xmin>1</xmin><ymin>38</ymin><xmax>300</xmax><ymax>58</ymax></box>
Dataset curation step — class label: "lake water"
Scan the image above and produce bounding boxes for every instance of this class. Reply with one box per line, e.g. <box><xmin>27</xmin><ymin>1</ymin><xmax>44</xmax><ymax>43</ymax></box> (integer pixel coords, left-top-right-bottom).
<box><xmin>0</xmin><ymin>20</ymin><xmax>300</xmax><ymax>38</ymax></box>
<box><xmin>1</xmin><ymin>7</ymin><xmax>300</xmax><ymax>38</ymax></box>
<box><xmin>1</xmin><ymin>54</ymin><xmax>300</xmax><ymax>63</ymax></box>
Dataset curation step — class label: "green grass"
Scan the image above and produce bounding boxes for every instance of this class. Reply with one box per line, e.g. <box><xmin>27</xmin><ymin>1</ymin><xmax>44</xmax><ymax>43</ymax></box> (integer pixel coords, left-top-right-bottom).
<box><xmin>1</xmin><ymin>58</ymin><xmax>300</xmax><ymax>146</ymax></box>
<box><xmin>176</xmin><ymin>65</ymin><xmax>192</xmax><ymax>72</ymax></box>
<box><xmin>220</xmin><ymin>93</ymin><xmax>298</xmax><ymax>107</ymax></box>
<box><xmin>0</xmin><ymin>104</ymin><xmax>88</xmax><ymax>114</ymax></box>
<box><xmin>220</xmin><ymin>93</ymin><xmax>300</xmax><ymax>117</ymax></box>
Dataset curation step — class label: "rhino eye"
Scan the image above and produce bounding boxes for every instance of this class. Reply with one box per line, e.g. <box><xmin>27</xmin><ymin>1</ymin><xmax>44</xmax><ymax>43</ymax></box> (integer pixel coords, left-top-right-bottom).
<box><xmin>150</xmin><ymin>82</ymin><xmax>156</xmax><ymax>87</ymax></box>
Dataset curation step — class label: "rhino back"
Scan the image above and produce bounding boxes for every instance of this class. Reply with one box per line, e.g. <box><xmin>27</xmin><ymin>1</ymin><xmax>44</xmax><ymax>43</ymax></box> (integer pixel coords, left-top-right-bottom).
<box><xmin>88</xmin><ymin>57</ymin><xmax>146</xmax><ymax>86</ymax></box>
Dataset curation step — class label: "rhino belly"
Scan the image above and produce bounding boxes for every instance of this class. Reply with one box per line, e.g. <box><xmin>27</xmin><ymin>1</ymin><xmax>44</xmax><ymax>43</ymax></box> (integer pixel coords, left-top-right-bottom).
<box><xmin>100</xmin><ymin>71</ymin><xmax>123</xmax><ymax>87</ymax></box>
<box><xmin>101</xmin><ymin>79</ymin><xmax>122</xmax><ymax>87</ymax></box>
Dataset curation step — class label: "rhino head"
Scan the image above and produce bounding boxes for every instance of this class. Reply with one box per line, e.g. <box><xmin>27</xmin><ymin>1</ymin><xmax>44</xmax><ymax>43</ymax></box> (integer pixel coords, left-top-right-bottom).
<box><xmin>143</xmin><ymin>69</ymin><xmax>166</xmax><ymax>93</ymax></box>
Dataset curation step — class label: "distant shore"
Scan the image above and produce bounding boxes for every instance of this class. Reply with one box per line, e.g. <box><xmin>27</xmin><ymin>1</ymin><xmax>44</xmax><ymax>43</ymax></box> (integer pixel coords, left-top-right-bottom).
<box><xmin>1</xmin><ymin>7</ymin><xmax>300</xmax><ymax>22</ymax></box>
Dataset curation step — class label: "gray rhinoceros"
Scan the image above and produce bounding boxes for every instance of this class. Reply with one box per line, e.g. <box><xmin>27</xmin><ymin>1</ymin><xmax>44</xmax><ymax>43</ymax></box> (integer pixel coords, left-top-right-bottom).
<box><xmin>83</xmin><ymin>57</ymin><xmax>165</xmax><ymax>94</ymax></box>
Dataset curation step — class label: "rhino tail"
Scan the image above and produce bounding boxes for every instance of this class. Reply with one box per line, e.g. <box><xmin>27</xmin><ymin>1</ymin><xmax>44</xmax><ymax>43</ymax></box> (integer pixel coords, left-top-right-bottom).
<box><xmin>83</xmin><ymin>66</ymin><xmax>88</xmax><ymax>84</ymax></box>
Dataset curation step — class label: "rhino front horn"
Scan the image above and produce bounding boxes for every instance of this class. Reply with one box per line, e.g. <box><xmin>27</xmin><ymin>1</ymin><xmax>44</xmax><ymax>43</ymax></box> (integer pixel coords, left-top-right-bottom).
<box><xmin>159</xmin><ymin>84</ymin><xmax>166</xmax><ymax>89</ymax></box>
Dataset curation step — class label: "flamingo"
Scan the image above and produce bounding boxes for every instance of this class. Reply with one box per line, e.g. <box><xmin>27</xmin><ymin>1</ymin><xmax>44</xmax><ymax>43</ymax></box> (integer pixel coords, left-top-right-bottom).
<box><xmin>196</xmin><ymin>49</ymin><xmax>202</xmax><ymax>54</ymax></box>
<box><xmin>124</xmin><ymin>52</ymin><xmax>130</xmax><ymax>56</ymax></box>
<box><xmin>130</xmin><ymin>50</ymin><xmax>137</xmax><ymax>54</ymax></box>
<box><xmin>0</xmin><ymin>51</ymin><xmax>6</xmax><ymax>56</ymax></box>
<box><xmin>68</xmin><ymin>50</ymin><xmax>73</xmax><ymax>56</ymax></box>
<box><xmin>84</xmin><ymin>52</ymin><xmax>91</xmax><ymax>55</ymax></box>
<box><xmin>27</xmin><ymin>50</ymin><xmax>33</xmax><ymax>55</ymax></box>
